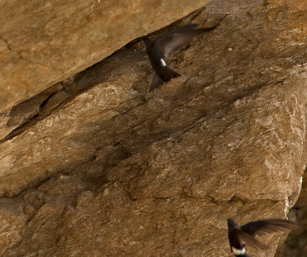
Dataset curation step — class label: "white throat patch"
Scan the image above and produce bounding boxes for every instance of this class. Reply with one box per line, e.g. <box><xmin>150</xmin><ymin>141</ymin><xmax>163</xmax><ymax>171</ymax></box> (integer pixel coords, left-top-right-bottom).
<box><xmin>232</xmin><ymin>247</ymin><xmax>246</xmax><ymax>255</ymax></box>
<box><xmin>160</xmin><ymin>58</ymin><xmax>166</xmax><ymax>67</ymax></box>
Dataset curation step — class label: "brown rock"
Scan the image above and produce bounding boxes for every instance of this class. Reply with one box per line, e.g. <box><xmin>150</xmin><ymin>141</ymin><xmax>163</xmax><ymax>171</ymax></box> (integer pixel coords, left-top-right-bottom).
<box><xmin>276</xmin><ymin>167</ymin><xmax>307</xmax><ymax>257</ymax></box>
<box><xmin>0</xmin><ymin>198</ymin><xmax>26</xmax><ymax>256</ymax></box>
<box><xmin>0</xmin><ymin>0</ymin><xmax>306</xmax><ymax>257</ymax></box>
<box><xmin>0</xmin><ymin>0</ymin><xmax>210</xmax><ymax>113</ymax></box>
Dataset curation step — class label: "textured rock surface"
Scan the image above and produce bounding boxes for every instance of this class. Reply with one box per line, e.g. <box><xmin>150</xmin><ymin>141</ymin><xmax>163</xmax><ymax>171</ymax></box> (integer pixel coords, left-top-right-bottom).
<box><xmin>0</xmin><ymin>0</ymin><xmax>306</xmax><ymax>256</ymax></box>
<box><xmin>0</xmin><ymin>0</ymin><xmax>210</xmax><ymax>113</ymax></box>
<box><xmin>276</xmin><ymin>167</ymin><xmax>307</xmax><ymax>257</ymax></box>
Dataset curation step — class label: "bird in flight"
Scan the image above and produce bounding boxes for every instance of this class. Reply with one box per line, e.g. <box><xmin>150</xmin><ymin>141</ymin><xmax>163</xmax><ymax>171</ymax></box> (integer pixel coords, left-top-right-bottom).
<box><xmin>143</xmin><ymin>23</ymin><xmax>217</xmax><ymax>91</ymax></box>
<box><xmin>227</xmin><ymin>218</ymin><xmax>299</xmax><ymax>257</ymax></box>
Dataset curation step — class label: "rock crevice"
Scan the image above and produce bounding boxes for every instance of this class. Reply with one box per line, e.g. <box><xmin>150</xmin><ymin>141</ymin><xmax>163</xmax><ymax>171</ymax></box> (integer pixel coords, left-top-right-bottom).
<box><xmin>0</xmin><ymin>0</ymin><xmax>306</xmax><ymax>256</ymax></box>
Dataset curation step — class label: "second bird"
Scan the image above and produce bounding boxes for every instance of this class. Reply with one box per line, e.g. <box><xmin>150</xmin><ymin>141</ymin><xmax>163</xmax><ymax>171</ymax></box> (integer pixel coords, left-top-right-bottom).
<box><xmin>143</xmin><ymin>23</ymin><xmax>216</xmax><ymax>91</ymax></box>
<box><xmin>227</xmin><ymin>218</ymin><xmax>299</xmax><ymax>257</ymax></box>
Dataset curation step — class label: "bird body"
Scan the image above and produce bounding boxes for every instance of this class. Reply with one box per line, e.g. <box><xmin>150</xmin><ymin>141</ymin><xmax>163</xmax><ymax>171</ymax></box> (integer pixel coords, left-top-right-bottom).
<box><xmin>143</xmin><ymin>37</ymin><xmax>180</xmax><ymax>90</ymax></box>
<box><xmin>227</xmin><ymin>218</ymin><xmax>299</xmax><ymax>257</ymax></box>
<box><xmin>143</xmin><ymin>24</ymin><xmax>217</xmax><ymax>91</ymax></box>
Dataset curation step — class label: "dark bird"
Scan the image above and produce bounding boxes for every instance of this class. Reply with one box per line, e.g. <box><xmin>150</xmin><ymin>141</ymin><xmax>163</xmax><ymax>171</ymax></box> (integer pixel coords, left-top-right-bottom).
<box><xmin>143</xmin><ymin>23</ymin><xmax>217</xmax><ymax>91</ymax></box>
<box><xmin>227</xmin><ymin>218</ymin><xmax>299</xmax><ymax>257</ymax></box>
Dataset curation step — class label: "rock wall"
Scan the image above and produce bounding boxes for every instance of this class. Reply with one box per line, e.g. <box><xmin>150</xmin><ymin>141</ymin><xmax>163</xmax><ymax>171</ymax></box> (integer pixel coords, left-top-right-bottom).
<box><xmin>0</xmin><ymin>0</ymin><xmax>306</xmax><ymax>256</ymax></box>
<box><xmin>0</xmin><ymin>0</ymin><xmax>210</xmax><ymax>112</ymax></box>
<box><xmin>276</xmin><ymin>167</ymin><xmax>307</xmax><ymax>257</ymax></box>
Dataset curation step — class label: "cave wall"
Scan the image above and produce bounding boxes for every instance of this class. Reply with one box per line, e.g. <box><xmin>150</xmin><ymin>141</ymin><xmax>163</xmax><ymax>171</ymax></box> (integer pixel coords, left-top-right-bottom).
<box><xmin>0</xmin><ymin>0</ymin><xmax>306</xmax><ymax>256</ymax></box>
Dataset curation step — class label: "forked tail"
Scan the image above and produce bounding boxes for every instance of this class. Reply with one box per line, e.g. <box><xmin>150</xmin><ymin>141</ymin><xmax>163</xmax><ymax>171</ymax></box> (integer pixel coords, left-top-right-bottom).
<box><xmin>149</xmin><ymin>66</ymin><xmax>180</xmax><ymax>91</ymax></box>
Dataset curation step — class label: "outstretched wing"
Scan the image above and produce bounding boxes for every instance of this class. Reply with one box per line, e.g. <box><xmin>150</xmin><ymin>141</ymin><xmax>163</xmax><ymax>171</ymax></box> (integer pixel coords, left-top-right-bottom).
<box><xmin>235</xmin><ymin>229</ymin><xmax>268</xmax><ymax>250</ymax></box>
<box><xmin>156</xmin><ymin>24</ymin><xmax>216</xmax><ymax>58</ymax></box>
<box><xmin>241</xmin><ymin>219</ymin><xmax>299</xmax><ymax>237</ymax></box>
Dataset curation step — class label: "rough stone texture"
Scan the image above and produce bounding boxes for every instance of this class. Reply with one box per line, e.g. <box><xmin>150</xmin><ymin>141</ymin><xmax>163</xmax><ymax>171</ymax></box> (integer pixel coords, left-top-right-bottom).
<box><xmin>0</xmin><ymin>0</ymin><xmax>306</xmax><ymax>256</ymax></box>
<box><xmin>0</xmin><ymin>0</ymin><xmax>211</xmax><ymax>113</ymax></box>
<box><xmin>276</xmin><ymin>167</ymin><xmax>307</xmax><ymax>257</ymax></box>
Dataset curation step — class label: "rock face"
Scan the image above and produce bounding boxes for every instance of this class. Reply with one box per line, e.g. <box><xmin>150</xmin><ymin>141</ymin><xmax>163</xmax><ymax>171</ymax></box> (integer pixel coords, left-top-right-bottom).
<box><xmin>0</xmin><ymin>0</ymin><xmax>306</xmax><ymax>256</ymax></box>
<box><xmin>0</xmin><ymin>0</ymin><xmax>210</xmax><ymax>113</ymax></box>
<box><xmin>276</xmin><ymin>167</ymin><xmax>307</xmax><ymax>257</ymax></box>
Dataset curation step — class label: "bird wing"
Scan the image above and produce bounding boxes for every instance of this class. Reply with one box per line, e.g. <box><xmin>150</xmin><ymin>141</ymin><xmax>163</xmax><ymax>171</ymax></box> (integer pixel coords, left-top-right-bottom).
<box><xmin>240</xmin><ymin>219</ymin><xmax>299</xmax><ymax>237</ymax></box>
<box><xmin>156</xmin><ymin>24</ymin><xmax>216</xmax><ymax>58</ymax></box>
<box><xmin>235</xmin><ymin>229</ymin><xmax>268</xmax><ymax>250</ymax></box>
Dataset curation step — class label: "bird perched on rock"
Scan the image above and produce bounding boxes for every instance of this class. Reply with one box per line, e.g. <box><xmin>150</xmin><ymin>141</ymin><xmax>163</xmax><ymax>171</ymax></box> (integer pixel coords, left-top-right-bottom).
<box><xmin>227</xmin><ymin>218</ymin><xmax>299</xmax><ymax>257</ymax></box>
<box><xmin>143</xmin><ymin>23</ymin><xmax>217</xmax><ymax>91</ymax></box>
